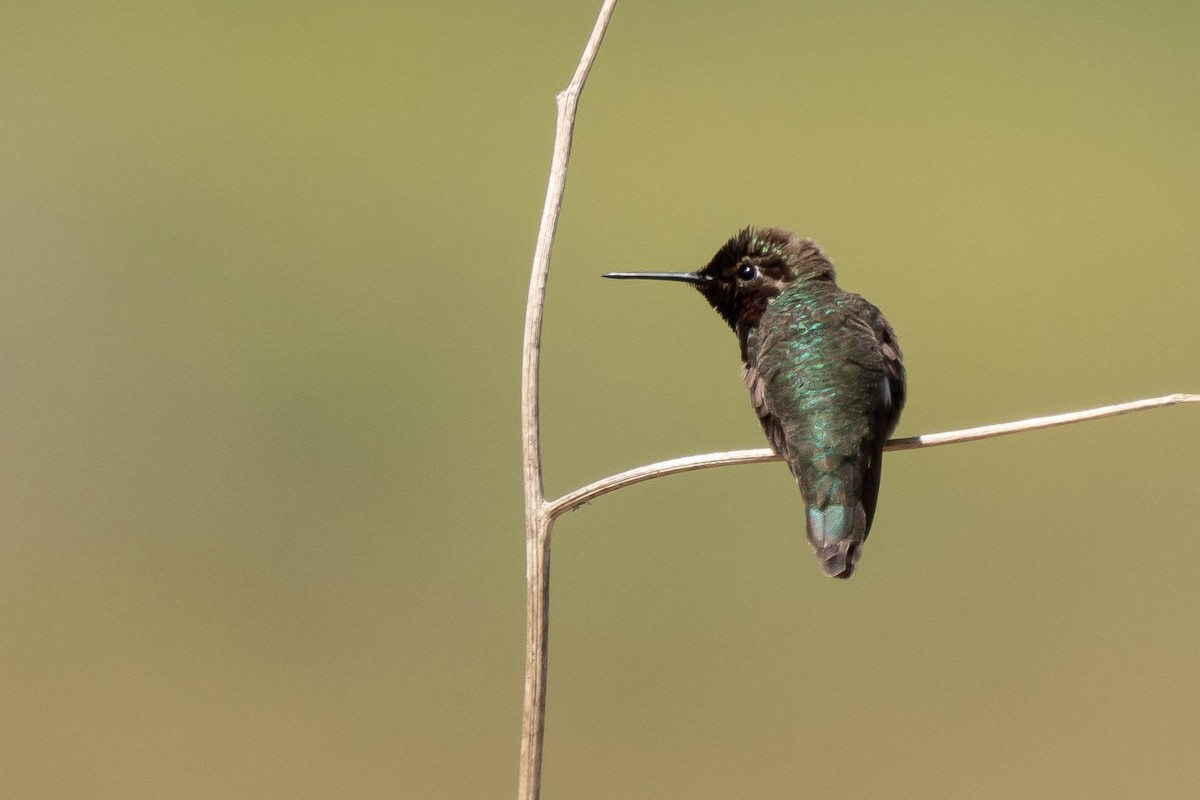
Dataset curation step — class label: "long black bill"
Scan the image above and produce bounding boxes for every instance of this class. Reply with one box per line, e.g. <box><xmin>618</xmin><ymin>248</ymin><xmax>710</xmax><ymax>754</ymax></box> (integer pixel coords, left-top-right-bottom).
<box><xmin>602</xmin><ymin>271</ymin><xmax>712</xmax><ymax>284</ymax></box>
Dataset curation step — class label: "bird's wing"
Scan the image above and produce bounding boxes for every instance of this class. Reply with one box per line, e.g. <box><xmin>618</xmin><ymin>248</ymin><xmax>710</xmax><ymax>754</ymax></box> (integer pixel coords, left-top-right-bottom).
<box><xmin>740</xmin><ymin>323</ymin><xmax>789</xmax><ymax>458</ymax></box>
<box><xmin>853</xmin><ymin>296</ymin><xmax>906</xmax><ymax>534</ymax></box>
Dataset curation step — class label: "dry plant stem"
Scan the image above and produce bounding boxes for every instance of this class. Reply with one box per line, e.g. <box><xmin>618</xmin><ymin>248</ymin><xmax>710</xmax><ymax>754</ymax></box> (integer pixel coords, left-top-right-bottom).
<box><xmin>519</xmin><ymin>3</ymin><xmax>617</xmax><ymax>800</ymax></box>
<box><xmin>546</xmin><ymin>393</ymin><xmax>1199</xmax><ymax>517</ymax></box>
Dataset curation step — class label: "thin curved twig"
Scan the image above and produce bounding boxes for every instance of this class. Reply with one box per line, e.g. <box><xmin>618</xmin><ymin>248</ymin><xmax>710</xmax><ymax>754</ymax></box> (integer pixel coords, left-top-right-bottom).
<box><xmin>545</xmin><ymin>393</ymin><xmax>1200</xmax><ymax>518</ymax></box>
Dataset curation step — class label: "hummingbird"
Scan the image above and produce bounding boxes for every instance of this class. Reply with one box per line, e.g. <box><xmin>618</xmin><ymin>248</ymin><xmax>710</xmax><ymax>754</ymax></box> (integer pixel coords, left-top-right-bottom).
<box><xmin>604</xmin><ymin>227</ymin><xmax>905</xmax><ymax>578</ymax></box>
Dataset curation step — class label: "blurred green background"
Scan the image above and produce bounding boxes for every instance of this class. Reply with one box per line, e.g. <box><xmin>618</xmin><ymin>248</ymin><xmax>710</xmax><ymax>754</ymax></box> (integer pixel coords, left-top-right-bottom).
<box><xmin>2</xmin><ymin>1</ymin><xmax>1198</xmax><ymax>797</ymax></box>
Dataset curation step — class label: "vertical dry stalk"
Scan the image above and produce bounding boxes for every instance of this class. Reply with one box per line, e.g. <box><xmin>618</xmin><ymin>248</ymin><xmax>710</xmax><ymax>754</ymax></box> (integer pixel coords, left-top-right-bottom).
<box><xmin>519</xmin><ymin>3</ymin><xmax>618</xmax><ymax>799</ymax></box>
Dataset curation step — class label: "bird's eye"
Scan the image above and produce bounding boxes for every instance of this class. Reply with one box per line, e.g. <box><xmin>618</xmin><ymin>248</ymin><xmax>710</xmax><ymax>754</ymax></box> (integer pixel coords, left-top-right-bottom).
<box><xmin>736</xmin><ymin>263</ymin><xmax>757</xmax><ymax>281</ymax></box>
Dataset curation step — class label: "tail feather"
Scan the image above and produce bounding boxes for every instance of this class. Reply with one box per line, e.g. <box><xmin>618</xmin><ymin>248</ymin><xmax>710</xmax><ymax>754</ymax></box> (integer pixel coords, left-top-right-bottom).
<box><xmin>807</xmin><ymin>504</ymin><xmax>867</xmax><ymax>579</ymax></box>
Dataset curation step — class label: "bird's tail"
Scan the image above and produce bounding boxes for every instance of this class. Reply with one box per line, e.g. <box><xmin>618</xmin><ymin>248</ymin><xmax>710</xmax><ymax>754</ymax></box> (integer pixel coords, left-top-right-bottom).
<box><xmin>806</xmin><ymin>505</ymin><xmax>867</xmax><ymax>579</ymax></box>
